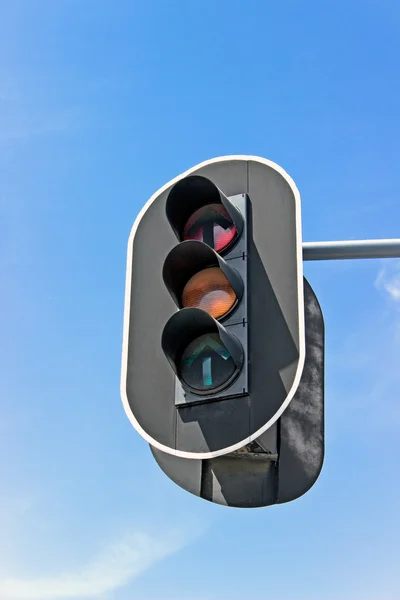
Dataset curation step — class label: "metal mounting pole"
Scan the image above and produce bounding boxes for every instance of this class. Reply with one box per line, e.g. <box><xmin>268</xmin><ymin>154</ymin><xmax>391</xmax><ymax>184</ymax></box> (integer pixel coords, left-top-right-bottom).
<box><xmin>303</xmin><ymin>239</ymin><xmax>400</xmax><ymax>261</ymax></box>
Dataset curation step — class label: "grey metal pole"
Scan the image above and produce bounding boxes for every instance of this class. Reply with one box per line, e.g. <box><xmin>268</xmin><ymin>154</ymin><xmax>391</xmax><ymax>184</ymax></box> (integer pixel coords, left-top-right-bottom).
<box><xmin>303</xmin><ymin>239</ymin><xmax>400</xmax><ymax>261</ymax></box>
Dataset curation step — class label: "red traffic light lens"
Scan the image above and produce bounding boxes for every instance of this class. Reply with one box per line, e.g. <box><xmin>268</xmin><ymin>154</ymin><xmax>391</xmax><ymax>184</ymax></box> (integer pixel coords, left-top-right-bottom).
<box><xmin>182</xmin><ymin>267</ymin><xmax>237</xmax><ymax>319</ymax></box>
<box><xmin>183</xmin><ymin>203</ymin><xmax>237</xmax><ymax>253</ymax></box>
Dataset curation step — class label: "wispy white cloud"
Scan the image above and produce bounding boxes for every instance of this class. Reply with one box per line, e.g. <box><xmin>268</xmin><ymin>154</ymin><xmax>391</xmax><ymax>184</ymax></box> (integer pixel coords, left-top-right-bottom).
<box><xmin>375</xmin><ymin>260</ymin><xmax>400</xmax><ymax>303</ymax></box>
<box><xmin>326</xmin><ymin>261</ymin><xmax>400</xmax><ymax>434</ymax></box>
<box><xmin>0</xmin><ymin>528</ymin><xmax>198</xmax><ymax>600</ymax></box>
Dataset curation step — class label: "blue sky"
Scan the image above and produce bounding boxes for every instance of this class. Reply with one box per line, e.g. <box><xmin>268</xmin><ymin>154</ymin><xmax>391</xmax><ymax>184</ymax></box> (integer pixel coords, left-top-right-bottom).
<box><xmin>1</xmin><ymin>1</ymin><xmax>400</xmax><ymax>598</ymax></box>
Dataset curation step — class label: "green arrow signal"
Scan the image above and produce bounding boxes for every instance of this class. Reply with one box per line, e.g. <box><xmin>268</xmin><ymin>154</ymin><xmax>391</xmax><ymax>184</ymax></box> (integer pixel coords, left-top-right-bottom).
<box><xmin>184</xmin><ymin>338</ymin><xmax>230</xmax><ymax>367</ymax></box>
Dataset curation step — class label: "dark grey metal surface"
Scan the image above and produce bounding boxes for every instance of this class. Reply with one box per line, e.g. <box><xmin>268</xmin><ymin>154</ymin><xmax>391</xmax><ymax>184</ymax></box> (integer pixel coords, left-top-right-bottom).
<box><xmin>151</xmin><ymin>278</ymin><xmax>324</xmax><ymax>507</ymax></box>
<box><xmin>276</xmin><ymin>278</ymin><xmax>325</xmax><ymax>503</ymax></box>
<box><xmin>124</xmin><ymin>158</ymin><xmax>303</xmax><ymax>455</ymax></box>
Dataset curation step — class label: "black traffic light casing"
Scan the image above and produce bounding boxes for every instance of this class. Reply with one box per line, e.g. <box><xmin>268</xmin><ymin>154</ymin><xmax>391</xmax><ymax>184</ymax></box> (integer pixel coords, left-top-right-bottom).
<box><xmin>121</xmin><ymin>156</ymin><xmax>308</xmax><ymax>470</ymax></box>
<box><xmin>161</xmin><ymin>180</ymin><xmax>249</xmax><ymax>406</ymax></box>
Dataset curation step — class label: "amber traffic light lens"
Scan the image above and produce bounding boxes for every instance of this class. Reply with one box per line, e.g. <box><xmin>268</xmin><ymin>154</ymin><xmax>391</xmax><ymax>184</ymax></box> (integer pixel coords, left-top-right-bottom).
<box><xmin>182</xmin><ymin>267</ymin><xmax>237</xmax><ymax>319</ymax></box>
<box><xmin>183</xmin><ymin>203</ymin><xmax>237</xmax><ymax>253</ymax></box>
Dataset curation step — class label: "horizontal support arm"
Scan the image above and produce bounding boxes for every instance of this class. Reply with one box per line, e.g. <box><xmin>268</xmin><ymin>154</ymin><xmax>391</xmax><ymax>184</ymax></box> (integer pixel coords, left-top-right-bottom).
<box><xmin>303</xmin><ymin>239</ymin><xmax>400</xmax><ymax>261</ymax></box>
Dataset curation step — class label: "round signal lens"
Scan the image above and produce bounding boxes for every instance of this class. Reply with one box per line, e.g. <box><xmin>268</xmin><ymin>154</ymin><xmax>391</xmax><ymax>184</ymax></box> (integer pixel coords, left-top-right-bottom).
<box><xmin>183</xmin><ymin>203</ymin><xmax>237</xmax><ymax>253</ymax></box>
<box><xmin>180</xmin><ymin>332</ymin><xmax>236</xmax><ymax>392</ymax></box>
<box><xmin>182</xmin><ymin>267</ymin><xmax>237</xmax><ymax>319</ymax></box>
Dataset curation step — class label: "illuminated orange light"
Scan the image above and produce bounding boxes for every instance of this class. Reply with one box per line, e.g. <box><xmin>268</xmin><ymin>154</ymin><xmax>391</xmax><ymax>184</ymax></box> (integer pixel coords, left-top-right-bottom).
<box><xmin>182</xmin><ymin>267</ymin><xmax>237</xmax><ymax>319</ymax></box>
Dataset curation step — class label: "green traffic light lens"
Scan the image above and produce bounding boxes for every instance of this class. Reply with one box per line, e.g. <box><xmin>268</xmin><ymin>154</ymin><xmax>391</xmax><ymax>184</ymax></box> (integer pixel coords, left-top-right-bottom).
<box><xmin>180</xmin><ymin>332</ymin><xmax>236</xmax><ymax>393</ymax></box>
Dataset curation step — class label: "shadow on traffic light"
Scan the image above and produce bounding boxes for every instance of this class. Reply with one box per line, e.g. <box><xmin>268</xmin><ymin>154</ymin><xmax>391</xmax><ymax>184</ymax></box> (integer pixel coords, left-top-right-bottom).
<box><xmin>276</xmin><ymin>279</ymin><xmax>325</xmax><ymax>504</ymax></box>
<box><xmin>247</xmin><ymin>238</ymin><xmax>300</xmax><ymax>426</ymax></box>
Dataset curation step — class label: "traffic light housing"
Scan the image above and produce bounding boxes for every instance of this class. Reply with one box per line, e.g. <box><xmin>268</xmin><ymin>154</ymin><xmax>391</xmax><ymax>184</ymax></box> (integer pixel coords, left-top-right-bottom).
<box><xmin>162</xmin><ymin>176</ymin><xmax>249</xmax><ymax>406</ymax></box>
<box><xmin>121</xmin><ymin>155</ymin><xmax>323</xmax><ymax>505</ymax></box>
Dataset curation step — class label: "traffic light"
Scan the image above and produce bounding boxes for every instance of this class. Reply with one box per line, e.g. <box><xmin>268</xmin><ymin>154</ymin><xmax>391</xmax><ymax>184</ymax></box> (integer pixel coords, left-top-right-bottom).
<box><xmin>161</xmin><ymin>175</ymin><xmax>249</xmax><ymax>406</ymax></box>
<box><xmin>121</xmin><ymin>156</ymin><xmax>324</xmax><ymax>506</ymax></box>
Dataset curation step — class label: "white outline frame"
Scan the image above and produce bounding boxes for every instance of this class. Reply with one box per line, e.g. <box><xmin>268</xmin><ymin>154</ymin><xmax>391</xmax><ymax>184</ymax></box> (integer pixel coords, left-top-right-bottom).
<box><xmin>120</xmin><ymin>155</ymin><xmax>305</xmax><ymax>460</ymax></box>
